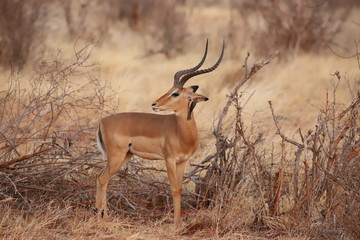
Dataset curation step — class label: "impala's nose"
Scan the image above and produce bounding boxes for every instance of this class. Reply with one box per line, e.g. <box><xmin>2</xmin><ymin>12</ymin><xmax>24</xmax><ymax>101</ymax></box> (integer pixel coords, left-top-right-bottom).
<box><xmin>204</xmin><ymin>97</ymin><xmax>209</xmax><ymax>101</ymax></box>
<box><xmin>151</xmin><ymin>103</ymin><xmax>160</xmax><ymax>112</ymax></box>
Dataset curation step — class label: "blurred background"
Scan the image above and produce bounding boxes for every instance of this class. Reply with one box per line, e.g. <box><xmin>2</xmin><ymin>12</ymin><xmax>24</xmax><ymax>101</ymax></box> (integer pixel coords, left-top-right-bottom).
<box><xmin>0</xmin><ymin>0</ymin><xmax>359</xmax><ymax>131</ymax></box>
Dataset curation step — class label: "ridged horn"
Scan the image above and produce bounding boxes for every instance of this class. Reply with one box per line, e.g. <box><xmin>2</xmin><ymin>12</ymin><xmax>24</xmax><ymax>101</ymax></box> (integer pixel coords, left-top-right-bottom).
<box><xmin>173</xmin><ymin>39</ymin><xmax>208</xmax><ymax>87</ymax></box>
<box><xmin>178</xmin><ymin>40</ymin><xmax>225</xmax><ymax>86</ymax></box>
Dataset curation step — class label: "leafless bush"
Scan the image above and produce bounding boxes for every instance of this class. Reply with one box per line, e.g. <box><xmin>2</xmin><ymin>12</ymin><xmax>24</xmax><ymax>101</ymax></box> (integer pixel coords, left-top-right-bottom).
<box><xmin>231</xmin><ymin>0</ymin><xmax>352</xmax><ymax>56</ymax></box>
<box><xmin>184</xmin><ymin>50</ymin><xmax>280</xmax><ymax>235</ymax></box>
<box><xmin>61</xmin><ymin>0</ymin><xmax>187</xmax><ymax>57</ymax></box>
<box><xmin>113</xmin><ymin>0</ymin><xmax>187</xmax><ymax>57</ymax></box>
<box><xmin>0</xmin><ymin>43</ymin><xmax>116</xmax><ymax>210</ymax></box>
<box><xmin>0</xmin><ymin>0</ymin><xmax>45</xmax><ymax>69</ymax></box>
<box><xmin>328</xmin><ymin>0</ymin><xmax>360</xmax><ymax>7</ymax></box>
<box><xmin>61</xmin><ymin>0</ymin><xmax>114</xmax><ymax>41</ymax></box>
<box><xmin>188</xmin><ymin>51</ymin><xmax>360</xmax><ymax>238</ymax></box>
<box><xmin>268</xmin><ymin>71</ymin><xmax>360</xmax><ymax>239</ymax></box>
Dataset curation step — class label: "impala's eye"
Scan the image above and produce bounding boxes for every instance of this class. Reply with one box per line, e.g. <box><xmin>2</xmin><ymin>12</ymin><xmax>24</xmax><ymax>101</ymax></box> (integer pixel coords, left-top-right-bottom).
<box><xmin>171</xmin><ymin>92</ymin><xmax>180</xmax><ymax>97</ymax></box>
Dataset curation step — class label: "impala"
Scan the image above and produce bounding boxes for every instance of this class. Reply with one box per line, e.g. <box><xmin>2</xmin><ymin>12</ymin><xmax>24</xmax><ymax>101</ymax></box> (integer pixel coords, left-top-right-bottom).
<box><xmin>96</xmin><ymin>40</ymin><xmax>224</xmax><ymax>227</ymax></box>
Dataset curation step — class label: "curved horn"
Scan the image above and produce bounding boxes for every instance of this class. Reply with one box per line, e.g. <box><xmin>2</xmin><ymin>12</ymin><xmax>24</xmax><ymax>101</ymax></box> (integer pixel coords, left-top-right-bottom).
<box><xmin>179</xmin><ymin>40</ymin><xmax>225</xmax><ymax>87</ymax></box>
<box><xmin>173</xmin><ymin>39</ymin><xmax>208</xmax><ymax>86</ymax></box>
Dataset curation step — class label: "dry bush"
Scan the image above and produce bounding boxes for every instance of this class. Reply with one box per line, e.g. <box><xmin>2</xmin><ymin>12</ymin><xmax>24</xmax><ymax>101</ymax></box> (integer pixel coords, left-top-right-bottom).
<box><xmin>185</xmin><ymin>51</ymin><xmax>280</xmax><ymax>236</ymax></box>
<box><xmin>62</xmin><ymin>0</ymin><xmax>91</xmax><ymax>38</ymax></box>
<box><xmin>0</xmin><ymin>43</ymin><xmax>114</xmax><ymax>210</ymax></box>
<box><xmin>328</xmin><ymin>0</ymin><xmax>360</xmax><ymax>7</ymax></box>
<box><xmin>61</xmin><ymin>0</ymin><xmax>114</xmax><ymax>41</ymax></box>
<box><xmin>60</xmin><ymin>0</ymin><xmax>187</xmax><ymax>57</ymax></box>
<box><xmin>267</xmin><ymin>74</ymin><xmax>360</xmax><ymax>239</ymax></box>
<box><xmin>0</xmin><ymin>0</ymin><xmax>46</xmax><ymax>69</ymax></box>
<box><xmin>113</xmin><ymin>0</ymin><xmax>187</xmax><ymax>57</ymax></box>
<box><xmin>230</xmin><ymin>0</ymin><xmax>352</xmax><ymax>56</ymax></box>
<box><xmin>189</xmin><ymin>51</ymin><xmax>360</xmax><ymax>239</ymax></box>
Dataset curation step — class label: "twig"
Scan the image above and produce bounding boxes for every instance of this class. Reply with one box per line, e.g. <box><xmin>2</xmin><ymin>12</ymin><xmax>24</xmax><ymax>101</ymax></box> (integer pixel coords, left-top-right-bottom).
<box><xmin>338</xmin><ymin>93</ymin><xmax>360</xmax><ymax>119</ymax></box>
<box><xmin>355</xmin><ymin>40</ymin><xmax>360</xmax><ymax>69</ymax></box>
<box><xmin>185</xmin><ymin>153</ymin><xmax>216</xmax><ymax>178</ymax></box>
<box><xmin>215</xmin><ymin>50</ymin><xmax>279</xmax><ymax>137</ymax></box>
<box><xmin>0</xmin><ymin>148</ymin><xmax>53</xmax><ymax>168</ymax></box>
<box><xmin>0</xmin><ymin>197</ymin><xmax>14</xmax><ymax>204</ymax></box>
<box><xmin>268</xmin><ymin>101</ymin><xmax>304</xmax><ymax>148</ymax></box>
<box><xmin>2</xmin><ymin>173</ymin><xmax>31</xmax><ymax>208</ymax></box>
<box><xmin>0</xmin><ymin>131</ymin><xmax>20</xmax><ymax>157</ymax></box>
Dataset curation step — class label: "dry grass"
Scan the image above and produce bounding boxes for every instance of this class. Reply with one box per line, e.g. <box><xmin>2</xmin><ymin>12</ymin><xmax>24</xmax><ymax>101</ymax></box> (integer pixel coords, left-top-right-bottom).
<box><xmin>1</xmin><ymin>1</ymin><xmax>360</xmax><ymax>239</ymax></box>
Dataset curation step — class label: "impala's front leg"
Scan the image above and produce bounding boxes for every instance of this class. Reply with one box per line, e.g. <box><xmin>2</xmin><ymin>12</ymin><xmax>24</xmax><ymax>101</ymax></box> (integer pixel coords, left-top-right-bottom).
<box><xmin>165</xmin><ymin>158</ymin><xmax>187</xmax><ymax>228</ymax></box>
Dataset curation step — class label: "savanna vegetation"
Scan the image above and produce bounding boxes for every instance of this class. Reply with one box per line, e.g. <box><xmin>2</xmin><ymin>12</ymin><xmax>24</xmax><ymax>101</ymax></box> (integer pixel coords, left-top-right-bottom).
<box><xmin>0</xmin><ymin>0</ymin><xmax>359</xmax><ymax>239</ymax></box>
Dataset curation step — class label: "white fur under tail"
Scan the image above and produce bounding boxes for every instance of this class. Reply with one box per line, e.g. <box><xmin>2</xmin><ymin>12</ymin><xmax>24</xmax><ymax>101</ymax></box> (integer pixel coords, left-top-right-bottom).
<box><xmin>96</xmin><ymin>126</ymin><xmax>107</xmax><ymax>160</ymax></box>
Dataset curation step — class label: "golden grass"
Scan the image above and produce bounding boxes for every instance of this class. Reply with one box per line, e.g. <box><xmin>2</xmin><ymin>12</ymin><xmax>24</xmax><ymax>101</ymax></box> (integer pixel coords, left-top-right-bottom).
<box><xmin>0</xmin><ymin>202</ymin><xmax>312</xmax><ymax>240</ymax></box>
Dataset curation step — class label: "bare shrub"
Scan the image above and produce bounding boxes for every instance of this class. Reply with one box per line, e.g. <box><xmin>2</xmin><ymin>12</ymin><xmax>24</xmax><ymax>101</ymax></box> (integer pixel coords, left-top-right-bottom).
<box><xmin>231</xmin><ymin>0</ymin><xmax>352</xmax><ymax>56</ymax></box>
<box><xmin>0</xmin><ymin>0</ymin><xmax>45</xmax><ymax>69</ymax></box>
<box><xmin>113</xmin><ymin>0</ymin><xmax>187</xmax><ymax>57</ymax></box>
<box><xmin>61</xmin><ymin>0</ymin><xmax>114</xmax><ymax>41</ymax></box>
<box><xmin>268</xmin><ymin>72</ymin><xmax>360</xmax><ymax>239</ymax></box>
<box><xmin>185</xmin><ymin>51</ymin><xmax>280</xmax><ymax>235</ymax></box>
<box><xmin>61</xmin><ymin>0</ymin><xmax>187</xmax><ymax>57</ymax></box>
<box><xmin>189</xmin><ymin>51</ymin><xmax>360</xmax><ymax>238</ymax></box>
<box><xmin>0</xmin><ymin>43</ymin><xmax>116</xmax><ymax>210</ymax></box>
<box><xmin>151</xmin><ymin>0</ymin><xmax>187</xmax><ymax>57</ymax></box>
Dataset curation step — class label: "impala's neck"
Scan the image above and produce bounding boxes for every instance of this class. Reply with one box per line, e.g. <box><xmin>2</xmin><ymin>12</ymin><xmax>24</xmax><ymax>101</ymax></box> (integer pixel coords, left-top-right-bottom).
<box><xmin>174</xmin><ymin>109</ymin><xmax>198</xmax><ymax>147</ymax></box>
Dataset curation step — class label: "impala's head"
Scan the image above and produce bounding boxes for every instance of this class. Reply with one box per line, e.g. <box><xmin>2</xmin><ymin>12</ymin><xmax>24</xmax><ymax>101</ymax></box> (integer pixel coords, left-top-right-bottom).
<box><xmin>152</xmin><ymin>40</ymin><xmax>224</xmax><ymax>120</ymax></box>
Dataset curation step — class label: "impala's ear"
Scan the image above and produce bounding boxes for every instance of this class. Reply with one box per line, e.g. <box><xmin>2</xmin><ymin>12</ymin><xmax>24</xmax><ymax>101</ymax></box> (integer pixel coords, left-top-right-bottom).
<box><xmin>187</xmin><ymin>93</ymin><xmax>209</xmax><ymax>120</ymax></box>
<box><xmin>189</xmin><ymin>85</ymin><xmax>199</xmax><ymax>92</ymax></box>
<box><xmin>191</xmin><ymin>94</ymin><xmax>209</xmax><ymax>102</ymax></box>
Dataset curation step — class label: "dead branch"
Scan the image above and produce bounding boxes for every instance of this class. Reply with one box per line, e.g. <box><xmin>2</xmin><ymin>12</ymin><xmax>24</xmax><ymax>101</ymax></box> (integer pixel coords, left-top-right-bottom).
<box><xmin>0</xmin><ymin>148</ymin><xmax>53</xmax><ymax>168</ymax></box>
<box><xmin>268</xmin><ymin>101</ymin><xmax>304</xmax><ymax>148</ymax></box>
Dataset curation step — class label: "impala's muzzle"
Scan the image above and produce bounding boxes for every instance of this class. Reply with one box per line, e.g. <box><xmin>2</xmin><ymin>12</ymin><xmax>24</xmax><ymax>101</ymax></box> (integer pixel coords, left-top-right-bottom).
<box><xmin>151</xmin><ymin>103</ymin><xmax>161</xmax><ymax>112</ymax></box>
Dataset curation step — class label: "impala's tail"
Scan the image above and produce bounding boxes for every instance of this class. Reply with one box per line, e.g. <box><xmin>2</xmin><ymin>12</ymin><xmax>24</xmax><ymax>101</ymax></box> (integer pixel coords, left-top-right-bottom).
<box><xmin>96</xmin><ymin>124</ymin><xmax>106</xmax><ymax>160</ymax></box>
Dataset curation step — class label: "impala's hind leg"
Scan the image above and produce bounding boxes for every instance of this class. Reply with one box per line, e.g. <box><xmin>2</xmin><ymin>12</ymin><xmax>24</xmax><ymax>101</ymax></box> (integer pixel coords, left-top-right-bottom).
<box><xmin>96</xmin><ymin>152</ymin><xmax>132</xmax><ymax>220</ymax></box>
